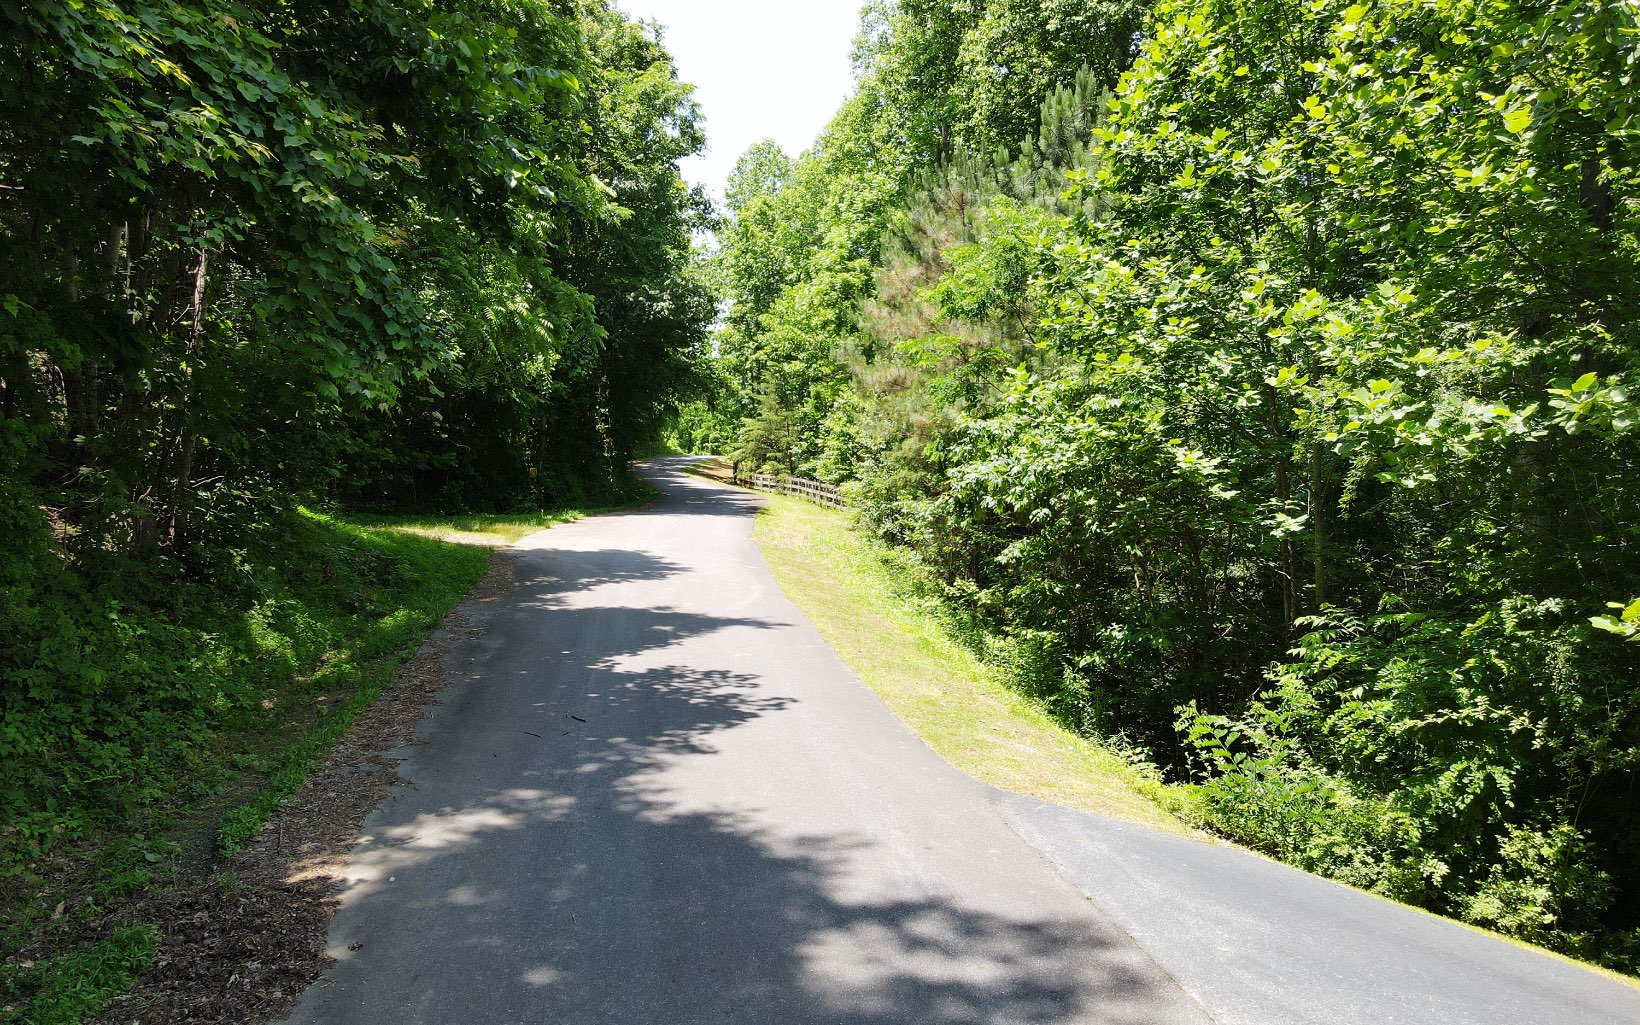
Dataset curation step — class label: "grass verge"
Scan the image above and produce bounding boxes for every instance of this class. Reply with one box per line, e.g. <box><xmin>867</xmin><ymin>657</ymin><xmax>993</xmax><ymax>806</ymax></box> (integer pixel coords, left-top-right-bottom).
<box><xmin>214</xmin><ymin>501</ymin><xmax>651</xmax><ymax>856</ymax></box>
<box><xmin>751</xmin><ymin>492</ymin><xmax>1187</xmax><ymax>834</ymax></box>
<box><xmin>212</xmin><ymin>512</ymin><xmax>498</xmax><ymax>858</ymax></box>
<box><xmin>1</xmin><ymin>497</ymin><xmax>633</xmax><ymax>1025</ymax></box>
<box><xmin>742</xmin><ymin>480</ymin><xmax>1640</xmax><ymax>989</ymax></box>
<box><xmin>343</xmin><ymin>509</ymin><xmax>591</xmax><ymax>547</ymax></box>
<box><xmin>8</xmin><ymin>927</ymin><xmax>156</xmax><ymax>1025</ymax></box>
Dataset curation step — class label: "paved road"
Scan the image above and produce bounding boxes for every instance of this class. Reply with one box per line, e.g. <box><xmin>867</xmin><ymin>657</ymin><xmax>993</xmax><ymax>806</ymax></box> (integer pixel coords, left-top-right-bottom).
<box><xmin>998</xmin><ymin>794</ymin><xmax>1640</xmax><ymax>1025</ymax></box>
<box><xmin>285</xmin><ymin>457</ymin><xmax>1640</xmax><ymax>1025</ymax></box>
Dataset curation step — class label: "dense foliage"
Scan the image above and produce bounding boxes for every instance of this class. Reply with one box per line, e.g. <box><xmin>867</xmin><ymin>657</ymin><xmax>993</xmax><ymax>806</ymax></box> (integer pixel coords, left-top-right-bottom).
<box><xmin>707</xmin><ymin>0</ymin><xmax>1640</xmax><ymax>967</ymax></box>
<box><xmin>1</xmin><ymin>0</ymin><xmax>706</xmax><ymax>875</ymax></box>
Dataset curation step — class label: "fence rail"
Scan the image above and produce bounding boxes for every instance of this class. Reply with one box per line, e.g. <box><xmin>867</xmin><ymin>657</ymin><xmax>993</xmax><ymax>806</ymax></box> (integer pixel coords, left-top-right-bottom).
<box><xmin>734</xmin><ymin>472</ymin><xmax>848</xmax><ymax>510</ymax></box>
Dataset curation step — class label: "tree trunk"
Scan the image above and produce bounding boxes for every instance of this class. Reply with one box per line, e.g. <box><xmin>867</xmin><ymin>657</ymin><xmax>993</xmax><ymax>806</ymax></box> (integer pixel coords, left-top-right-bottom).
<box><xmin>165</xmin><ymin>248</ymin><xmax>209</xmax><ymax>550</ymax></box>
<box><xmin>1309</xmin><ymin>443</ymin><xmax>1327</xmax><ymax>609</ymax></box>
<box><xmin>1276</xmin><ymin>455</ymin><xmax>1298</xmax><ymax>631</ymax></box>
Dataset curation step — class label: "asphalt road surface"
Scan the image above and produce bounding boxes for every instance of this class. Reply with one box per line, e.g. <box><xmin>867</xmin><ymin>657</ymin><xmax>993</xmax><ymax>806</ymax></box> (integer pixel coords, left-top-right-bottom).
<box><xmin>284</xmin><ymin>457</ymin><xmax>1640</xmax><ymax>1025</ymax></box>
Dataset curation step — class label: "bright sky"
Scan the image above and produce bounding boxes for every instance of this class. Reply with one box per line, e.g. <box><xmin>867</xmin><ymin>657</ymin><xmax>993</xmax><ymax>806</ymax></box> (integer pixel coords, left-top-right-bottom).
<box><xmin>616</xmin><ymin>0</ymin><xmax>863</xmax><ymax>204</ymax></box>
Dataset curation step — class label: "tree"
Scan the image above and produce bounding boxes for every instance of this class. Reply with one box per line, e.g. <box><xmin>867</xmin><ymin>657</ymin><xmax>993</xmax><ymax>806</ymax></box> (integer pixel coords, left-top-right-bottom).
<box><xmin>700</xmin><ymin>0</ymin><xmax>1640</xmax><ymax>967</ymax></box>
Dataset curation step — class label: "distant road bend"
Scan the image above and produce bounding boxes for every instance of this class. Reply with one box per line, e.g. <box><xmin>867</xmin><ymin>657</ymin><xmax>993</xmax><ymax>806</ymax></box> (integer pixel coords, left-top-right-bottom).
<box><xmin>284</xmin><ymin>457</ymin><xmax>1640</xmax><ymax>1025</ymax></box>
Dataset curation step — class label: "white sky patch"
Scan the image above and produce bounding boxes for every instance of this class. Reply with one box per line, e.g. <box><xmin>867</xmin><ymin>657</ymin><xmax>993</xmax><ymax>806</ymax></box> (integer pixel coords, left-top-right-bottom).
<box><xmin>616</xmin><ymin>0</ymin><xmax>862</xmax><ymax>204</ymax></box>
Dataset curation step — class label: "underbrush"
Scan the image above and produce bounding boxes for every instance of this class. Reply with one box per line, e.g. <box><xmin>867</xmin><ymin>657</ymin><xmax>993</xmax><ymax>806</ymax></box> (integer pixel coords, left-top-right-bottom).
<box><xmin>1172</xmin><ymin>606</ymin><xmax>1640</xmax><ymax>973</ymax></box>
<box><xmin>0</xmin><ymin>504</ymin><xmax>494</xmax><ymax>1022</ymax></box>
<box><xmin>846</xmin><ymin>485</ymin><xmax>1640</xmax><ymax>978</ymax></box>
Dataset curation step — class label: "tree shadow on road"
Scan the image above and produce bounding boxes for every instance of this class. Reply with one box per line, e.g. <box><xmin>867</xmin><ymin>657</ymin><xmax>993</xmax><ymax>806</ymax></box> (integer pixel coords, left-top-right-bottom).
<box><xmin>511</xmin><ymin>548</ymin><xmax>695</xmax><ymax>599</ymax></box>
<box><xmin>626</xmin><ymin>457</ymin><xmax>769</xmax><ymax>519</ymax></box>
<box><xmin>285</xmin><ymin>476</ymin><xmax>1197</xmax><ymax>1025</ymax></box>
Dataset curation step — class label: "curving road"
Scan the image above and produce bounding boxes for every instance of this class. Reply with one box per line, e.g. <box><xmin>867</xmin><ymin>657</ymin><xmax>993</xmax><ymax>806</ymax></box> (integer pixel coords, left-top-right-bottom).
<box><xmin>284</xmin><ymin>457</ymin><xmax>1640</xmax><ymax>1025</ymax></box>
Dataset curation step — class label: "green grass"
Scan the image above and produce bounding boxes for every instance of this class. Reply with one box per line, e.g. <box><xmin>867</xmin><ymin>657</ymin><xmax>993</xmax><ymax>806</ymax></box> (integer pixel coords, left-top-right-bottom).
<box><xmin>214</xmin><ymin>511</ymin><xmax>500</xmax><ymax>856</ymax></box>
<box><xmin>344</xmin><ymin>509</ymin><xmax>592</xmax><ymax>546</ymax></box>
<box><xmin>749</xmin><ymin>491</ymin><xmax>1640</xmax><ymax>990</ymax></box>
<box><xmin>1</xmin><ymin>495</ymin><xmax>645</xmax><ymax>1024</ymax></box>
<box><xmin>1</xmin><ymin>927</ymin><xmax>156</xmax><ymax>1025</ymax></box>
<box><xmin>347</xmin><ymin>483</ymin><xmax>659</xmax><ymax>547</ymax></box>
<box><xmin>751</xmin><ymin>494</ymin><xmax>1188</xmax><ymax>833</ymax></box>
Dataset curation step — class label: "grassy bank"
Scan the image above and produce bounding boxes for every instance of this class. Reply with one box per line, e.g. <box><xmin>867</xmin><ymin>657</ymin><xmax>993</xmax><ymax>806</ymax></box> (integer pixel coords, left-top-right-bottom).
<box><xmin>0</xmin><ymin>504</ymin><xmax>610</xmax><ymax>1024</ymax></box>
<box><xmin>744</xmin><ymin>482</ymin><xmax>1640</xmax><ymax>987</ymax></box>
<box><xmin>750</xmin><ymin>491</ymin><xmax>1186</xmax><ymax>833</ymax></box>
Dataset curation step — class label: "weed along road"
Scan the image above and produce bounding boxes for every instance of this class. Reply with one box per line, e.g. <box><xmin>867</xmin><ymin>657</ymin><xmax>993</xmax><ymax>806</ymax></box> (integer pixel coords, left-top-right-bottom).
<box><xmin>283</xmin><ymin>458</ymin><xmax>1640</xmax><ymax>1025</ymax></box>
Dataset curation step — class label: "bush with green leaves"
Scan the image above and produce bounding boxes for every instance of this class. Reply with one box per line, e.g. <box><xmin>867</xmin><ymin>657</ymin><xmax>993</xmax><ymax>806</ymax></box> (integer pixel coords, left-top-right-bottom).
<box><xmin>706</xmin><ymin>0</ymin><xmax>1640</xmax><ymax>968</ymax></box>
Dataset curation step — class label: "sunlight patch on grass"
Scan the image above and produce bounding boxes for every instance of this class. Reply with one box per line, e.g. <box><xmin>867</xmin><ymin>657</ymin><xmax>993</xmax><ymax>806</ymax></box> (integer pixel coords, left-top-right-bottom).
<box><xmin>752</xmin><ymin>495</ymin><xmax>1190</xmax><ymax>834</ymax></box>
<box><xmin>344</xmin><ymin>510</ymin><xmax>589</xmax><ymax>547</ymax></box>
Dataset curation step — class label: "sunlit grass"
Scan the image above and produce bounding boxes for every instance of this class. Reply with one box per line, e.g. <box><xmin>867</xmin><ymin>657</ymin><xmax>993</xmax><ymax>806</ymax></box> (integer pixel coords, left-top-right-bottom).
<box><xmin>750</xmin><ymin>495</ymin><xmax>1640</xmax><ymax>986</ymax></box>
<box><xmin>752</xmin><ymin>494</ymin><xmax>1190</xmax><ymax>834</ymax></box>
<box><xmin>344</xmin><ymin>510</ymin><xmax>589</xmax><ymax>546</ymax></box>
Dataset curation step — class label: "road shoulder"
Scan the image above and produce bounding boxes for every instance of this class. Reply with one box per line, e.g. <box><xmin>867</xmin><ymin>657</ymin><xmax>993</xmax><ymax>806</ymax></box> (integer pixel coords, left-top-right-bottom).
<box><xmin>749</xmin><ymin>490</ymin><xmax>1187</xmax><ymax>833</ymax></box>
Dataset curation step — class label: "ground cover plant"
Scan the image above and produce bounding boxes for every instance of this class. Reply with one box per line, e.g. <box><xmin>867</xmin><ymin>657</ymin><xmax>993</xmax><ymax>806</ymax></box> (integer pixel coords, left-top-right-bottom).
<box><xmin>0</xmin><ymin>508</ymin><xmax>494</xmax><ymax>1022</ymax></box>
<box><xmin>0</xmin><ymin>491</ymin><xmax>661</xmax><ymax>1024</ymax></box>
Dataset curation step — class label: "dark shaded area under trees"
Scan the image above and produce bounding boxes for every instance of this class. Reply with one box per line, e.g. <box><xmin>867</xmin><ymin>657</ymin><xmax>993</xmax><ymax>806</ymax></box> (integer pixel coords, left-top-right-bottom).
<box><xmin>1</xmin><ymin>1</ymin><xmax>712</xmax><ymax>1010</ymax></box>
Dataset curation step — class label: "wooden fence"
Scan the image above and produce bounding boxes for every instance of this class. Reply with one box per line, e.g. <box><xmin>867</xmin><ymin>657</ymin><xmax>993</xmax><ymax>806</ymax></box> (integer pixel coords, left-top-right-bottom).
<box><xmin>734</xmin><ymin>472</ymin><xmax>848</xmax><ymax>510</ymax></box>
